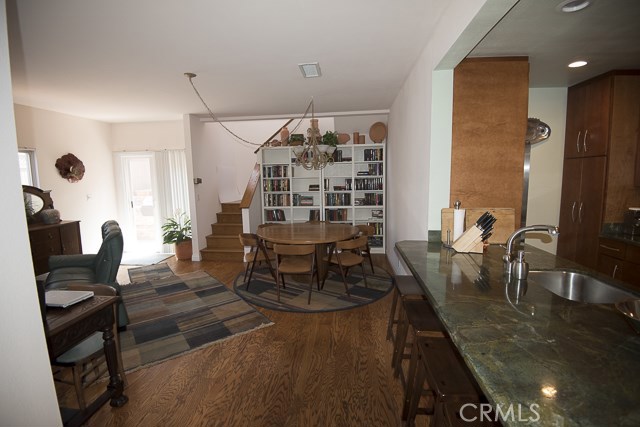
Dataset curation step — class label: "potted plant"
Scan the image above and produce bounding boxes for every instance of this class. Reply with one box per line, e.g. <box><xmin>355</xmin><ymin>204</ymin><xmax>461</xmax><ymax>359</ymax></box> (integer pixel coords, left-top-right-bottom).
<box><xmin>322</xmin><ymin>131</ymin><xmax>339</xmax><ymax>147</ymax></box>
<box><xmin>161</xmin><ymin>212</ymin><xmax>192</xmax><ymax>260</ymax></box>
<box><xmin>289</xmin><ymin>134</ymin><xmax>305</xmax><ymax>146</ymax></box>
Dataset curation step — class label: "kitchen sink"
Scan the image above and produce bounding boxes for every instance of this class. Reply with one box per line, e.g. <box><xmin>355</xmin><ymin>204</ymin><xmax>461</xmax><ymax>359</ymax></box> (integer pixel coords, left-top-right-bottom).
<box><xmin>527</xmin><ymin>270</ymin><xmax>637</xmax><ymax>304</ymax></box>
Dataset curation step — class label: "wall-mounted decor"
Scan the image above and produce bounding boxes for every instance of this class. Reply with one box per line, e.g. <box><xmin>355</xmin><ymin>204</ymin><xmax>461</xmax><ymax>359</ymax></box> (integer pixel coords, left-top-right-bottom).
<box><xmin>55</xmin><ymin>153</ymin><xmax>85</xmax><ymax>182</ymax></box>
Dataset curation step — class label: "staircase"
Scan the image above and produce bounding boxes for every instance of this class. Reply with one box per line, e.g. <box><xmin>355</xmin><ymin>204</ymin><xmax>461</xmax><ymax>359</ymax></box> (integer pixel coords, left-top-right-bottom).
<box><xmin>200</xmin><ymin>202</ymin><xmax>244</xmax><ymax>261</ymax></box>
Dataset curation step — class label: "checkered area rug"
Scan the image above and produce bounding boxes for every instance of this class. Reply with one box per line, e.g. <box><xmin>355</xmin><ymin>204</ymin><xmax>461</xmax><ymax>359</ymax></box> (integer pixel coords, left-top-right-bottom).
<box><xmin>119</xmin><ymin>263</ymin><xmax>272</xmax><ymax>372</ymax></box>
<box><xmin>233</xmin><ymin>264</ymin><xmax>393</xmax><ymax>313</ymax></box>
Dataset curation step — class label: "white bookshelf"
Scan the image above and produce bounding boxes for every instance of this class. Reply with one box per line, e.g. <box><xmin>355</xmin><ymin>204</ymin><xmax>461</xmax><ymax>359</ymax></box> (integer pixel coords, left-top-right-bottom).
<box><xmin>259</xmin><ymin>143</ymin><xmax>386</xmax><ymax>252</ymax></box>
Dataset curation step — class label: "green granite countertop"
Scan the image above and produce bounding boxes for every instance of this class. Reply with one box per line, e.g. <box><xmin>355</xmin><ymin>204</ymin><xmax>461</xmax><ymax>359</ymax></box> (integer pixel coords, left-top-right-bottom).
<box><xmin>396</xmin><ymin>240</ymin><xmax>640</xmax><ymax>427</ymax></box>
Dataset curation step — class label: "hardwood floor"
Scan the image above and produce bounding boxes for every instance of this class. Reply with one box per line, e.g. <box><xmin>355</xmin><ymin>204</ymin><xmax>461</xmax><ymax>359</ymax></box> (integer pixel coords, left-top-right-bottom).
<box><xmin>82</xmin><ymin>255</ymin><xmax>424</xmax><ymax>426</ymax></box>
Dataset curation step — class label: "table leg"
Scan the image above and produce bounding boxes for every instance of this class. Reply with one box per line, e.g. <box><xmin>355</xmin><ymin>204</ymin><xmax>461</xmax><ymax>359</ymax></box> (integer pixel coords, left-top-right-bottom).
<box><xmin>316</xmin><ymin>243</ymin><xmax>332</xmax><ymax>282</ymax></box>
<box><xmin>102</xmin><ymin>325</ymin><xmax>128</xmax><ymax>407</ymax></box>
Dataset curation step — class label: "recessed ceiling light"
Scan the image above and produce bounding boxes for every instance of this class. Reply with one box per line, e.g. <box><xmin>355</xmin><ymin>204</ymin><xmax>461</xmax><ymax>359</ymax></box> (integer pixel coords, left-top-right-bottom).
<box><xmin>556</xmin><ymin>0</ymin><xmax>591</xmax><ymax>13</ymax></box>
<box><xmin>298</xmin><ymin>62</ymin><xmax>321</xmax><ymax>78</ymax></box>
<box><xmin>568</xmin><ymin>60</ymin><xmax>588</xmax><ymax>68</ymax></box>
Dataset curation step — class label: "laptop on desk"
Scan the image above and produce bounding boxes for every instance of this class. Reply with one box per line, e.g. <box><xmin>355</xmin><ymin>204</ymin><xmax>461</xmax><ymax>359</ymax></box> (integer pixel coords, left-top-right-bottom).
<box><xmin>45</xmin><ymin>290</ymin><xmax>94</xmax><ymax>308</ymax></box>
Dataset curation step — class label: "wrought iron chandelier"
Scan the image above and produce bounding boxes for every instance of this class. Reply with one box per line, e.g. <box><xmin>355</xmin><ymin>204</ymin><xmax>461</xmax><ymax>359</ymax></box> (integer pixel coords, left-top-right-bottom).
<box><xmin>291</xmin><ymin>101</ymin><xmax>336</xmax><ymax>170</ymax></box>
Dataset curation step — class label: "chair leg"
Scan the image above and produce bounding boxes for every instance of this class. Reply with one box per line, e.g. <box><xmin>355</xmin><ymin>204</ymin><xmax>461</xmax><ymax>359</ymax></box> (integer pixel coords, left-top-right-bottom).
<box><xmin>243</xmin><ymin>261</ymin><xmax>250</xmax><ymax>283</ymax></box>
<box><xmin>387</xmin><ymin>288</ymin><xmax>399</xmax><ymax>341</ymax></box>
<box><xmin>246</xmin><ymin>255</ymin><xmax>259</xmax><ymax>291</ymax></box>
<box><xmin>336</xmin><ymin>255</ymin><xmax>351</xmax><ymax>297</ymax></box>
<box><xmin>275</xmin><ymin>260</ymin><xmax>281</xmax><ymax>302</ymax></box>
<box><xmin>405</xmin><ymin>351</ymin><xmax>427</xmax><ymax>425</ymax></box>
<box><xmin>361</xmin><ymin>262</ymin><xmax>368</xmax><ymax>288</ymax></box>
<box><xmin>71</xmin><ymin>365</ymin><xmax>87</xmax><ymax>411</ymax></box>
<box><xmin>402</xmin><ymin>337</ymin><xmax>423</xmax><ymax>421</ymax></box>
<box><xmin>367</xmin><ymin>244</ymin><xmax>375</xmax><ymax>273</ymax></box>
<box><xmin>392</xmin><ymin>307</ymin><xmax>410</xmax><ymax>375</ymax></box>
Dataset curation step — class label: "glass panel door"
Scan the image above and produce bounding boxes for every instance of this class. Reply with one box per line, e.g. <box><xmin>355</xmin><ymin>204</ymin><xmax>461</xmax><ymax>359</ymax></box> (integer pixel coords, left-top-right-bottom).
<box><xmin>117</xmin><ymin>153</ymin><xmax>162</xmax><ymax>254</ymax></box>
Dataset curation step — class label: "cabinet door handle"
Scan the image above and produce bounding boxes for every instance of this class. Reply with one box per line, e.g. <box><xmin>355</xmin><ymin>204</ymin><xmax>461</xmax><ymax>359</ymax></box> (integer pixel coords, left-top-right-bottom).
<box><xmin>571</xmin><ymin>201</ymin><xmax>577</xmax><ymax>222</ymax></box>
<box><xmin>576</xmin><ymin>131</ymin><xmax>581</xmax><ymax>153</ymax></box>
<box><xmin>578</xmin><ymin>202</ymin><xmax>584</xmax><ymax>224</ymax></box>
<box><xmin>583</xmin><ymin>129</ymin><xmax>588</xmax><ymax>152</ymax></box>
<box><xmin>599</xmin><ymin>244</ymin><xmax>621</xmax><ymax>252</ymax></box>
<box><xmin>612</xmin><ymin>264</ymin><xmax>618</xmax><ymax>279</ymax></box>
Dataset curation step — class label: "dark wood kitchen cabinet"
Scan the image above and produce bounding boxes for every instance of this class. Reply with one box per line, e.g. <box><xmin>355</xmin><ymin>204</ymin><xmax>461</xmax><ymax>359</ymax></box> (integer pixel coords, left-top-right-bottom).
<box><xmin>563</xmin><ymin>76</ymin><xmax>611</xmax><ymax>158</ymax></box>
<box><xmin>28</xmin><ymin>220</ymin><xmax>82</xmax><ymax>275</ymax></box>
<box><xmin>558</xmin><ymin>71</ymin><xmax>640</xmax><ymax>269</ymax></box>
<box><xmin>557</xmin><ymin>156</ymin><xmax>606</xmax><ymax>268</ymax></box>
<box><xmin>597</xmin><ymin>237</ymin><xmax>640</xmax><ymax>290</ymax></box>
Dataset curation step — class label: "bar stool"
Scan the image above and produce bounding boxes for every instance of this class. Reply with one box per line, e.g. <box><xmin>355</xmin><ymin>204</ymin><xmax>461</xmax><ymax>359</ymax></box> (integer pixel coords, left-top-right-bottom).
<box><xmin>393</xmin><ymin>298</ymin><xmax>447</xmax><ymax>418</ymax></box>
<box><xmin>405</xmin><ymin>337</ymin><xmax>481</xmax><ymax>426</ymax></box>
<box><xmin>386</xmin><ymin>275</ymin><xmax>425</xmax><ymax>344</ymax></box>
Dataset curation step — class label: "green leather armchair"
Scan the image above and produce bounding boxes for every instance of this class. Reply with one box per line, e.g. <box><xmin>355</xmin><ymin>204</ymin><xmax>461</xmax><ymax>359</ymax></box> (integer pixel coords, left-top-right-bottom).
<box><xmin>45</xmin><ymin>220</ymin><xmax>129</xmax><ymax>327</ymax></box>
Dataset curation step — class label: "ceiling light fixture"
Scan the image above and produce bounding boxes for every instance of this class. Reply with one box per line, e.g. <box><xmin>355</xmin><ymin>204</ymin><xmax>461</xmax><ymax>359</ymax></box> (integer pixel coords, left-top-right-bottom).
<box><xmin>298</xmin><ymin>62</ymin><xmax>322</xmax><ymax>78</ymax></box>
<box><xmin>556</xmin><ymin>0</ymin><xmax>591</xmax><ymax>13</ymax></box>
<box><xmin>568</xmin><ymin>60</ymin><xmax>588</xmax><ymax>68</ymax></box>
<box><xmin>291</xmin><ymin>100</ymin><xmax>336</xmax><ymax>170</ymax></box>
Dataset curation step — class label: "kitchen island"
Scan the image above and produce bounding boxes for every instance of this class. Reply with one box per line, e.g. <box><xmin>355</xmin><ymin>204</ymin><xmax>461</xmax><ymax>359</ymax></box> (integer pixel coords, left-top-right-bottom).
<box><xmin>396</xmin><ymin>240</ymin><xmax>640</xmax><ymax>426</ymax></box>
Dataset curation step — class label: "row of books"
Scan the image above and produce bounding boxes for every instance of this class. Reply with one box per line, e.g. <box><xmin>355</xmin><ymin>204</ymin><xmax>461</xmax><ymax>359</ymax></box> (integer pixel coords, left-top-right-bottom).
<box><xmin>355</xmin><ymin>193</ymin><xmax>383</xmax><ymax>206</ymax></box>
<box><xmin>325</xmin><ymin>193</ymin><xmax>351</xmax><ymax>206</ymax></box>
<box><xmin>363</xmin><ymin>148</ymin><xmax>384</xmax><ymax>161</ymax></box>
<box><xmin>365</xmin><ymin>221</ymin><xmax>384</xmax><ymax>235</ymax></box>
<box><xmin>264</xmin><ymin>193</ymin><xmax>290</xmax><ymax>207</ymax></box>
<box><xmin>325</xmin><ymin>209</ymin><xmax>349</xmax><ymax>221</ymax></box>
<box><xmin>332</xmin><ymin>150</ymin><xmax>352</xmax><ymax>163</ymax></box>
<box><xmin>265</xmin><ymin>209</ymin><xmax>286</xmax><ymax>221</ymax></box>
<box><xmin>262</xmin><ymin>165</ymin><xmax>288</xmax><ymax>178</ymax></box>
<box><xmin>353</xmin><ymin>177</ymin><xmax>383</xmax><ymax>190</ymax></box>
<box><xmin>355</xmin><ymin>163</ymin><xmax>383</xmax><ymax>176</ymax></box>
<box><xmin>293</xmin><ymin>194</ymin><xmax>315</xmax><ymax>206</ymax></box>
<box><xmin>263</xmin><ymin>178</ymin><xmax>290</xmax><ymax>192</ymax></box>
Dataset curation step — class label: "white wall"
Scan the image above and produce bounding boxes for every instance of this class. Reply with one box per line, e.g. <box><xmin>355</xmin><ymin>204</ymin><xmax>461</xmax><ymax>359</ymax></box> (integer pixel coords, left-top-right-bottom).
<box><xmin>428</xmin><ymin>70</ymin><xmax>454</xmax><ymax>230</ymax></box>
<box><xmin>14</xmin><ymin>105</ymin><xmax>118</xmax><ymax>252</ymax></box>
<box><xmin>525</xmin><ymin>88</ymin><xmax>568</xmax><ymax>254</ymax></box>
<box><xmin>187</xmin><ymin>117</ymin><xmax>292</xmax><ymax>250</ymax></box>
<box><xmin>111</xmin><ymin>120</ymin><xmax>184</xmax><ymax>151</ymax></box>
<box><xmin>386</xmin><ymin>0</ymin><xmax>493</xmax><ymax>272</ymax></box>
<box><xmin>0</xmin><ymin>2</ymin><xmax>62</xmax><ymax>424</ymax></box>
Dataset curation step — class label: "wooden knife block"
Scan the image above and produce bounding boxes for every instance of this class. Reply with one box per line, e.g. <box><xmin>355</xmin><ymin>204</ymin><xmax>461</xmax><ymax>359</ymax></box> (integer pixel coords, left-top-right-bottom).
<box><xmin>441</xmin><ymin>208</ymin><xmax>515</xmax><ymax>245</ymax></box>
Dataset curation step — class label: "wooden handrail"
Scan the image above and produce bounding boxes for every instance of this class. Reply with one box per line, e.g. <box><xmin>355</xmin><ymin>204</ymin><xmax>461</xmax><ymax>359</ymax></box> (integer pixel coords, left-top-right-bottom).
<box><xmin>240</xmin><ymin>119</ymin><xmax>295</xmax><ymax>209</ymax></box>
<box><xmin>239</xmin><ymin>163</ymin><xmax>261</xmax><ymax>209</ymax></box>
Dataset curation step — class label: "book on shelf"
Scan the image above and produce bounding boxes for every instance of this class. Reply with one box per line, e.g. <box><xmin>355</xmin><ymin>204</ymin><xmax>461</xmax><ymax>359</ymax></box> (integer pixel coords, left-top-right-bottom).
<box><xmin>309</xmin><ymin>209</ymin><xmax>320</xmax><ymax>221</ymax></box>
<box><xmin>309</xmin><ymin>184</ymin><xmax>320</xmax><ymax>191</ymax></box>
<box><xmin>371</xmin><ymin>209</ymin><xmax>383</xmax><ymax>218</ymax></box>
<box><xmin>265</xmin><ymin>209</ymin><xmax>286</xmax><ymax>221</ymax></box>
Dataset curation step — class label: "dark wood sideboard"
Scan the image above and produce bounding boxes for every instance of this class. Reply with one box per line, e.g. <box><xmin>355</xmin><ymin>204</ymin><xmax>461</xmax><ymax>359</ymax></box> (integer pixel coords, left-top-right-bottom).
<box><xmin>28</xmin><ymin>220</ymin><xmax>82</xmax><ymax>275</ymax></box>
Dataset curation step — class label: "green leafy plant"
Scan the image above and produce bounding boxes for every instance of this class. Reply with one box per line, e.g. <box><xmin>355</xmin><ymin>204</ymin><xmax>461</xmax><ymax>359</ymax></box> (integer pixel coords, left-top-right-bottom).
<box><xmin>161</xmin><ymin>212</ymin><xmax>192</xmax><ymax>244</ymax></box>
<box><xmin>322</xmin><ymin>131</ymin><xmax>339</xmax><ymax>147</ymax></box>
<box><xmin>289</xmin><ymin>133</ymin><xmax>305</xmax><ymax>146</ymax></box>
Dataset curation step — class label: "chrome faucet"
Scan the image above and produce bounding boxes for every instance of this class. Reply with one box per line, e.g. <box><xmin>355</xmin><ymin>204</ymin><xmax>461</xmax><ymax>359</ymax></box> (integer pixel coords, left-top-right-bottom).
<box><xmin>503</xmin><ymin>225</ymin><xmax>560</xmax><ymax>265</ymax></box>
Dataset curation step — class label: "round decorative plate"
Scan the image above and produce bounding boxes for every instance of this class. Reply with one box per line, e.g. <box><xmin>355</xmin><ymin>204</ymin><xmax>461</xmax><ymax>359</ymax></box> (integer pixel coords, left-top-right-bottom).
<box><xmin>369</xmin><ymin>122</ymin><xmax>387</xmax><ymax>143</ymax></box>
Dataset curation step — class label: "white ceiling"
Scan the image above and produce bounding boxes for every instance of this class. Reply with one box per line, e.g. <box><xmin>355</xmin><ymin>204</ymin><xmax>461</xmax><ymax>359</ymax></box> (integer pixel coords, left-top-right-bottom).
<box><xmin>7</xmin><ymin>0</ymin><xmax>447</xmax><ymax>123</ymax></box>
<box><xmin>7</xmin><ymin>1</ymin><xmax>640</xmax><ymax>124</ymax></box>
<box><xmin>469</xmin><ymin>0</ymin><xmax>640</xmax><ymax>87</ymax></box>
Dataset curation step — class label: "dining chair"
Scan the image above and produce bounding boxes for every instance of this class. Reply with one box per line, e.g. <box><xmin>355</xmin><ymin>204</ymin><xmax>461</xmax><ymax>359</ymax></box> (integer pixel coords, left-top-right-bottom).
<box><xmin>273</xmin><ymin>243</ymin><xmax>319</xmax><ymax>304</ymax></box>
<box><xmin>356</xmin><ymin>224</ymin><xmax>376</xmax><ymax>273</ymax></box>
<box><xmin>51</xmin><ymin>283</ymin><xmax>126</xmax><ymax>410</ymax></box>
<box><xmin>323</xmin><ymin>235</ymin><xmax>369</xmax><ymax>295</ymax></box>
<box><xmin>238</xmin><ymin>233</ymin><xmax>274</xmax><ymax>290</ymax></box>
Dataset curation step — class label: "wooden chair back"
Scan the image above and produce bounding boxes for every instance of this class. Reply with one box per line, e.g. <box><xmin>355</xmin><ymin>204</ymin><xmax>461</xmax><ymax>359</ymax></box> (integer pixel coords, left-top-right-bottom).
<box><xmin>273</xmin><ymin>243</ymin><xmax>316</xmax><ymax>256</ymax></box>
<box><xmin>239</xmin><ymin>233</ymin><xmax>259</xmax><ymax>247</ymax></box>
<box><xmin>357</xmin><ymin>224</ymin><xmax>375</xmax><ymax>236</ymax></box>
<box><xmin>336</xmin><ymin>235</ymin><xmax>368</xmax><ymax>251</ymax></box>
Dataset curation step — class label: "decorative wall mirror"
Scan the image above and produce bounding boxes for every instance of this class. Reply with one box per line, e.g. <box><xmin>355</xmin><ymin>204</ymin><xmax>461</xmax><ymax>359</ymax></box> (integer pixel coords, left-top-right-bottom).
<box><xmin>22</xmin><ymin>185</ymin><xmax>54</xmax><ymax>223</ymax></box>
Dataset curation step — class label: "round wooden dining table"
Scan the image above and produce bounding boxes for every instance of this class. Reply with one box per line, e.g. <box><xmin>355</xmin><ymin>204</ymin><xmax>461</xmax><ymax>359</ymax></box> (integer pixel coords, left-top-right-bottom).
<box><xmin>257</xmin><ymin>222</ymin><xmax>360</xmax><ymax>278</ymax></box>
